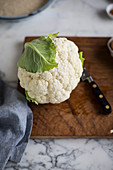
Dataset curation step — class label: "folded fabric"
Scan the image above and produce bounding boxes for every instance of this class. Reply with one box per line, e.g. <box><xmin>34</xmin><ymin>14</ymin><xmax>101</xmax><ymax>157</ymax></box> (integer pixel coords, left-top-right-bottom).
<box><xmin>0</xmin><ymin>79</ymin><xmax>33</xmax><ymax>170</ymax></box>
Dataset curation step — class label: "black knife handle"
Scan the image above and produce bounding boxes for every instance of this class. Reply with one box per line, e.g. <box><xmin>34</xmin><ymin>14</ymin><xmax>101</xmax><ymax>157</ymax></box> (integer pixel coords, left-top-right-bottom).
<box><xmin>89</xmin><ymin>81</ymin><xmax>112</xmax><ymax>114</ymax></box>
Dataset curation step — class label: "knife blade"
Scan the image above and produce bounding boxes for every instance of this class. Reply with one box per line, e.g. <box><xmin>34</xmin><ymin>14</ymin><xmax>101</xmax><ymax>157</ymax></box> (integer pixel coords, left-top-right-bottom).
<box><xmin>81</xmin><ymin>67</ymin><xmax>112</xmax><ymax>114</ymax></box>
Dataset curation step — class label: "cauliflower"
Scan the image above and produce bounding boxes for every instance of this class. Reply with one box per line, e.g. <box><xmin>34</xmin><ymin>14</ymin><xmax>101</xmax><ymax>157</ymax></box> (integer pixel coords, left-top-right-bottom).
<box><xmin>18</xmin><ymin>37</ymin><xmax>83</xmax><ymax>104</ymax></box>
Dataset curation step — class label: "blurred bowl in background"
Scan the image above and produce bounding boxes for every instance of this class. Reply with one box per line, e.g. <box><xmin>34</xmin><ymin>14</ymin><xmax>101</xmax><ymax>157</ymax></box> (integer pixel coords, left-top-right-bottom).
<box><xmin>0</xmin><ymin>0</ymin><xmax>53</xmax><ymax>21</ymax></box>
<box><xmin>107</xmin><ymin>37</ymin><xmax>113</xmax><ymax>57</ymax></box>
<box><xmin>106</xmin><ymin>4</ymin><xmax>113</xmax><ymax>19</ymax></box>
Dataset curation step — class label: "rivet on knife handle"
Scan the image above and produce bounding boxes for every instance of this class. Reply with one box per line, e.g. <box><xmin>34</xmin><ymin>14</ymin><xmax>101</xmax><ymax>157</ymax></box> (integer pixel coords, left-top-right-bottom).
<box><xmin>90</xmin><ymin>81</ymin><xmax>112</xmax><ymax>114</ymax></box>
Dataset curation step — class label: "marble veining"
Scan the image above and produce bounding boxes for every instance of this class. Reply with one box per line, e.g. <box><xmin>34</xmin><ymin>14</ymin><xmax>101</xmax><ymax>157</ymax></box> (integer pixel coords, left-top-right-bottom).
<box><xmin>0</xmin><ymin>0</ymin><xmax>113</xmax><ymax>169</ymax></box>
<box><xmin>5</xmin><ymin>139</ymin><xmax>113</xmax><ymax>170</ymax></box>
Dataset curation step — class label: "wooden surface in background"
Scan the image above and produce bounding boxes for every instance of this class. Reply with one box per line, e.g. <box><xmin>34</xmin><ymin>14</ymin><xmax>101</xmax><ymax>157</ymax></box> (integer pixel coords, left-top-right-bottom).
<box><xmin>18</xmin><ymin>37</ymin><xmax>113</xmax><ymax>138</ymax></box>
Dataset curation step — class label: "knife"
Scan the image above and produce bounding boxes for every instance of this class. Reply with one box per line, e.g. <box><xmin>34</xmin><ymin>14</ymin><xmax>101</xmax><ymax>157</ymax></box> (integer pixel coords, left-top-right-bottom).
<box><xmin>81</xmin><ymin>67</ymin><xmax>112</xmax><ymax>114</ymax></box>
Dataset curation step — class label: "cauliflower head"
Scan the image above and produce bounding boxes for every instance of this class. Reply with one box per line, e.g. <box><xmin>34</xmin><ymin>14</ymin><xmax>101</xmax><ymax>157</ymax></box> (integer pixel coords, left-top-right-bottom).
<box><xmin>18</xmin><ymin>38</ymin><xmax>83</xmax><ymax>104</ymax></box>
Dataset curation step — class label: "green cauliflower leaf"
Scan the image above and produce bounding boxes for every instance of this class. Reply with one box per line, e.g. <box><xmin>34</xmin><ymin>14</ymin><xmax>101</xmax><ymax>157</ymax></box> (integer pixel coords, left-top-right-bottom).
<box><xmin>17</xmin><ymin>36</ymin><xmax>58</xmax><ymax>73</ymax></box>
<box><xmin>79</xmin><ymin>52</ymin><xmax>85</xmax><ymax>66</ymax></box>
<box><xmin>25</xmin><ymin>90</ymin><xmax>38</xmax><ymax>105</ymax></box>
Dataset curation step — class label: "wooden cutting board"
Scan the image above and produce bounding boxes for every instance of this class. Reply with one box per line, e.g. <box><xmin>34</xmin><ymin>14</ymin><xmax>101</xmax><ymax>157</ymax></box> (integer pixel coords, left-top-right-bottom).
<box><xmin>18</xmin><ymin>37</ymin><xmax>113</xmax><ymax>138</ymax></box>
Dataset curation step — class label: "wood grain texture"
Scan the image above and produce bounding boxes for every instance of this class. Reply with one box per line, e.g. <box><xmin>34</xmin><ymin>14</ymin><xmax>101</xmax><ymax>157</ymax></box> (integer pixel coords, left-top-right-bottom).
<box><xmin>18</xmin><ymin>37</ymin><xmax>113</xmax><ymax>138</ymax></box>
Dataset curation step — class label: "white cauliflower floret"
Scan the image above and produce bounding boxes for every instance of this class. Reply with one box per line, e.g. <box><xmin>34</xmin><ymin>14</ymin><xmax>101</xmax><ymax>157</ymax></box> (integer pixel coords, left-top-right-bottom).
<box><xmin>18</xmin><ymin>38</ymin><xmax>83</xmax><ymax>104</ymax></box>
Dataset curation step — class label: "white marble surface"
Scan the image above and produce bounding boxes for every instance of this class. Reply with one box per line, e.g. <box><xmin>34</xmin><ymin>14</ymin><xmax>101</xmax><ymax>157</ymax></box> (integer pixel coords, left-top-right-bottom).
<box><xmin>0</xmin><ymin>0</ymin><xmax>113</xmax><ymax>169</ymax></box>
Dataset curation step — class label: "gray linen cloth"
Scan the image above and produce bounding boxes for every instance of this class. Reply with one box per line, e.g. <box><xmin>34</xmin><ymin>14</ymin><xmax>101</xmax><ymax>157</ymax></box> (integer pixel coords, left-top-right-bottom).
<box><xmin>0</xmin><ymin>79</ymin><xmax>33</xmax><ymax>170</ymax></box>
